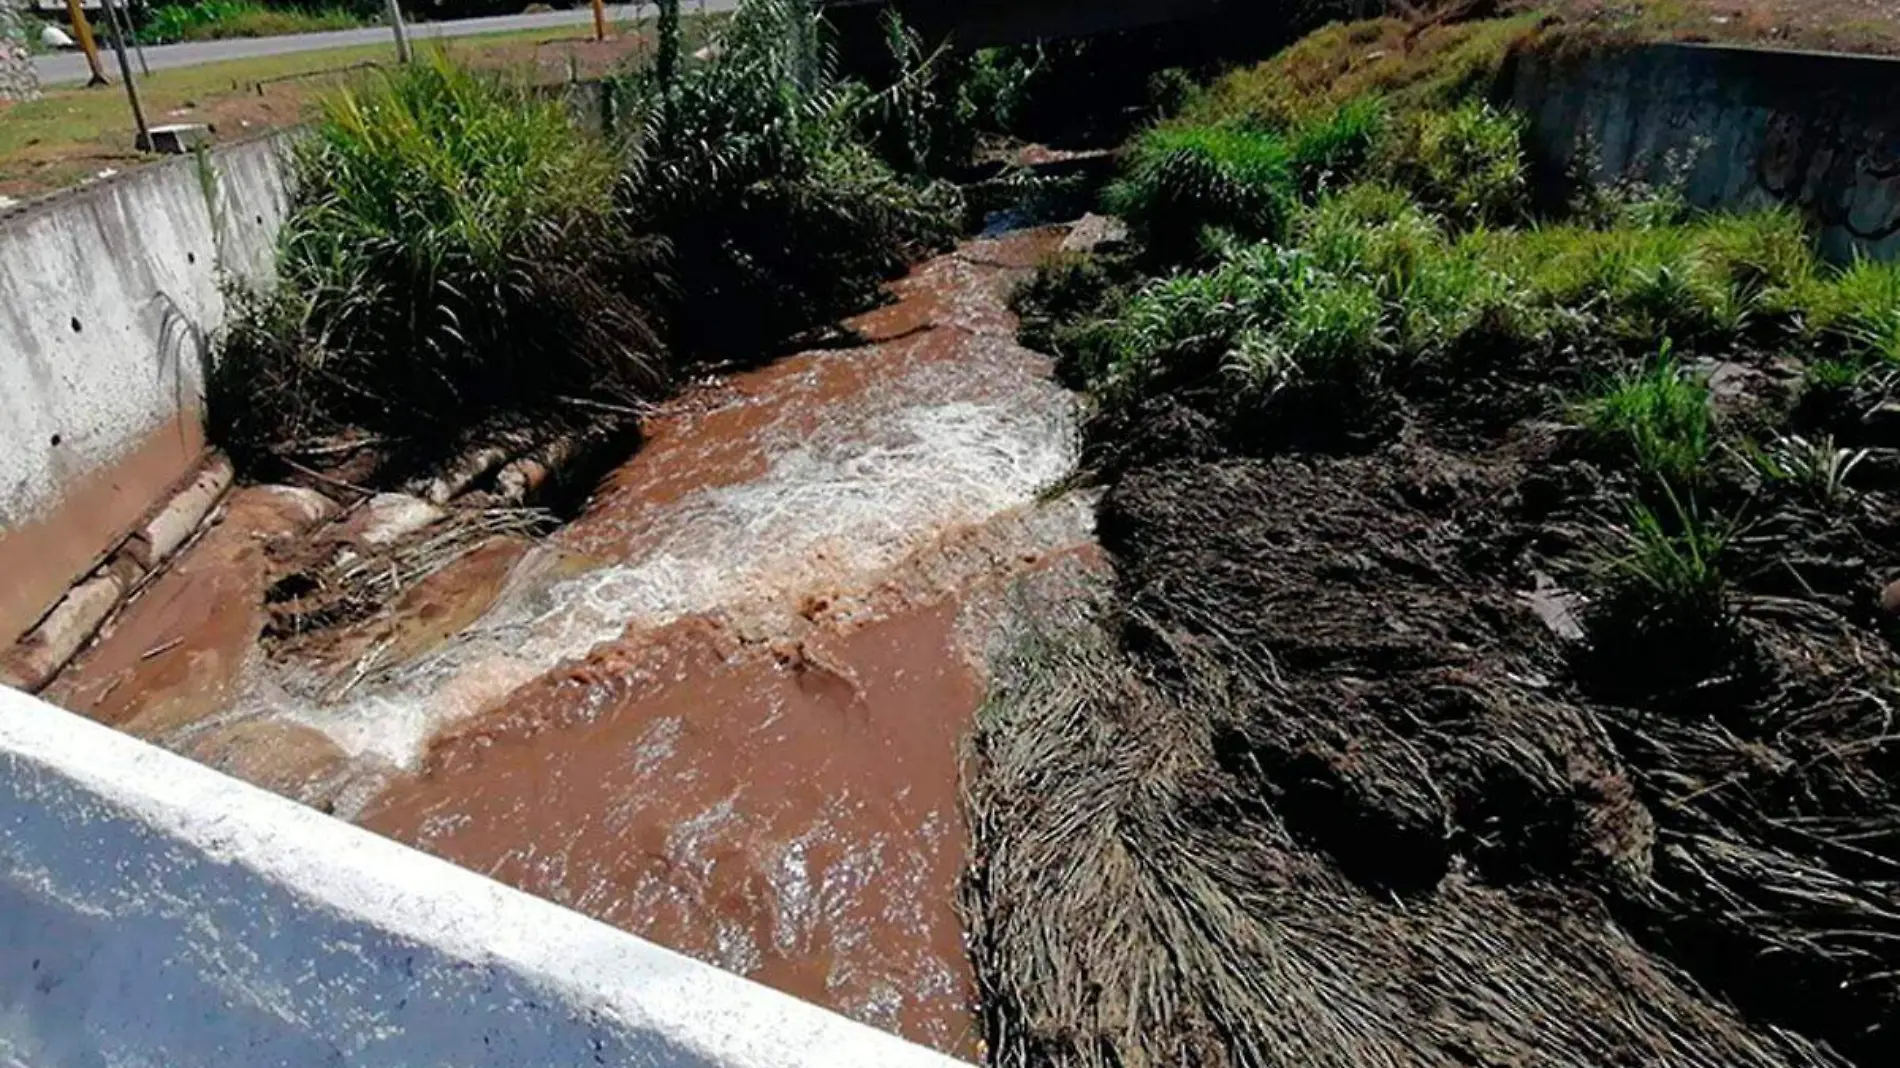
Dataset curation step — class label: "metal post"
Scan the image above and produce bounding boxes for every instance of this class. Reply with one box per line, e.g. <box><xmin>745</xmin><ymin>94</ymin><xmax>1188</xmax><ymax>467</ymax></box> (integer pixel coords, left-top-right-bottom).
<box><xmin>97</xmin><ymin>0</ymin><xmax>151</xmax><ymax>152</ymax></box>
<box><xmin>63</xmin><ymin>0</ymin><xmax>108</xmax><ymax>87</ymax></box>
<box><xmin>99</xmin><ymin>0</ymin><xmax>143</xmax><ymax>76</ymax></box>
<box><xmin>124</xmin><ymin>3</ymin><xmax>150</xmax><ymax>77</ymax></box>
<box><xmin>385</xmin><ymin>0</ymin><xmax>411</xmax><ymax>63</ymax></box>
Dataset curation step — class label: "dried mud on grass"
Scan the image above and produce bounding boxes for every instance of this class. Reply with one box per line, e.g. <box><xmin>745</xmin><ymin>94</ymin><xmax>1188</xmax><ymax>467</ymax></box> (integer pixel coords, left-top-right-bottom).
<box><xmin>967</xmin><ymin>351</ymin><xmax>1900</xmax><ymax>1064</ymax></box>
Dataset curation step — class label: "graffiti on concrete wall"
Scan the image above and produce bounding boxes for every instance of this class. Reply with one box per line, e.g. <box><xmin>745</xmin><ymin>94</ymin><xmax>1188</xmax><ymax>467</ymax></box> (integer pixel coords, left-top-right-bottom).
<box><xmin>1758</xmin><ymin>109</ymin><xmax>1900</xmax><ymax>248</ymax></box>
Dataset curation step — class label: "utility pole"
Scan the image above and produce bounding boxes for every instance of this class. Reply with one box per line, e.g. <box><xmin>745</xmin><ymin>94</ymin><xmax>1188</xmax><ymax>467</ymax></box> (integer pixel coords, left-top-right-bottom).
<box><xmin>100</xmin><ymin>0</ymin><xmax>148</xmax><ymax>77</ymax></box>
<box><xmin>96</xmin><ymin>0</ymin><xmax>150</xmax><ymax>152</ymax></box>
<box><xmin>385</xmin><ymin>0</ymin><xmax>411</xmax><ymax>63</ymax></box>
<box><xmin>590</xmin><ymin>0</ymin><xmax>606</xmax><ymax>42</ymax></box>
<box><xmin>64</xmin><ymin>0</ymin><xmax>108</xmax><ymax>87</ymax></box>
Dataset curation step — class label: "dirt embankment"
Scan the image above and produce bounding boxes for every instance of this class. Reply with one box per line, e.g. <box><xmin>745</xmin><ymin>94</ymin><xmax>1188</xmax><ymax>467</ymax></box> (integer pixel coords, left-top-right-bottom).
<box><xmin>968</xmin><ymin>298</ymin><xmax>1900</xmax><ymax>1065</ymax></box>
<box><xmin>1521</xmin><ymin>0</ymin><xmax>1900</xmax><ymax>56</ymax></box>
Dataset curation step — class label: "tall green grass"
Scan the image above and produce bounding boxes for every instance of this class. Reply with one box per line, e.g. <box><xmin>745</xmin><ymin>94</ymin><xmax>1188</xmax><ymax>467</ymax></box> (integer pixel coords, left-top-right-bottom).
<box><xmin>1575</xmin><ymin>345</ymin><xmax>1713</xmax><ymax>488</ymax></box>
<box><xmin>1105</xmin><ymin>123</ymin><xmax>1297</xmax><ymax>263</ymax></box>
<box><xmin>215</xmin><ymin>54</ymin><xmax>656</xmax><ymax>467</ymax></box>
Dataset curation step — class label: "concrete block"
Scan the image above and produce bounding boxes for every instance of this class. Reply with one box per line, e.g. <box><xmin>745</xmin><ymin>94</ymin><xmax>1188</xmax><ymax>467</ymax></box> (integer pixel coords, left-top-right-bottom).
<box><xmin>137</xmin><ymin>123</ymin><xmax>213</xmax><ymax>155</ymax></box>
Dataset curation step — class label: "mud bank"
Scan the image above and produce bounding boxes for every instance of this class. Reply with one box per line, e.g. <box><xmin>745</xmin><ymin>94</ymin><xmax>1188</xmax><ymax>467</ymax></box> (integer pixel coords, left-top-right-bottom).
<box><xmin>969</xmin><ymin>312</ymin><xmax>1900</xmax><ymax>1063</ymax></box>
<box><xmin>45</xmin><ymin>229</ymin><xmax>1093</xmax><ymax>1058</ymax></box>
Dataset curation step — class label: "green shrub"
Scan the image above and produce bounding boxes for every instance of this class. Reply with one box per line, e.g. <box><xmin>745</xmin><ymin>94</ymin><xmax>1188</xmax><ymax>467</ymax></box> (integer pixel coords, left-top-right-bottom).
<box><xmin>1145</xmin><ymin>66</ymin><xmax>1199</xmax><ymax>120</ymax></box>
<box><xmin>1575</xmin><ymin>345</ymin><xmax>1713</xmax><ymax>487</ymax></box>
<box><xmin>1105</xmin><ymin>123</ymin><xmax>1297</xmax><ymax>263</ymax></box>
<box><xmin>1570</xmin><ymin>169</ymin><xmax>1694</xmax><ymax>232</ymax></box>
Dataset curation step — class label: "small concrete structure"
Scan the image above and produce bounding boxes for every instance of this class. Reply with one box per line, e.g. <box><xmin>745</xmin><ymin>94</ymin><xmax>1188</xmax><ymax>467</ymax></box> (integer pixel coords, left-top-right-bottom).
<box><xmin>0</xmin><ymin>683</ymin><xmax>967</xmax><ymax>1067</ymax></box>
<box><xmin>139</xmin><ymin>122</ymin><xmax>215</xmax><ymax>155</ymax></box>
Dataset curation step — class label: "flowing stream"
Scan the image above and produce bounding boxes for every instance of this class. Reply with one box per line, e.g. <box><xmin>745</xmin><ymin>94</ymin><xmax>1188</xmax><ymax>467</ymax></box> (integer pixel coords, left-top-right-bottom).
<box><xmin>49</xmin><ymin>228</ymin><xmax>1095</xmax><ymax>1057</ymax></box>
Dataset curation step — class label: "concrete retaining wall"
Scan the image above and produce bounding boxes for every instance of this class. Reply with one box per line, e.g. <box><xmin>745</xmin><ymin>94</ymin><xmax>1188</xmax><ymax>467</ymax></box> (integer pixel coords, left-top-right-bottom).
<box><xmin>1513</xmin><ymin>42</ymin><xmax>1900</xmax><ymax>262</ymax></box>
<box><xmin>0</xmin><ymin>134</ymin><xmax>290</xmax><ymax>648</ymax></box>
<box><xmin>0</xmin><ymin>684</ymin><xmax>965</xmax><ymax>1067</ymax></box>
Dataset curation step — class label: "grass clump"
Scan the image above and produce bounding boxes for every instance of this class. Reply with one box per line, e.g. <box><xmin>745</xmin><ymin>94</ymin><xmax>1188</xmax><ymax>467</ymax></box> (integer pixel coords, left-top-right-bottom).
<box><xmin>1287</xmin><ymin>97</ymin><xmax>1385</xmax><ymax>196</ymax></box>
<box><xmin>1611</xmin><ymin>491</ymin><xmax>1729</xmax><ymax>618</ymax></box>
<box><xmin>1012</xmin><ymin>250</ymin><xmax>1134</xmax><ymax>380</ymax></box>
<box><xmin>1800</xmin><ymin>257</ymin><xmax>1900</xmax><ymax>363</ymax></box>
<box><xmin>1085</xmin><ymin>240</ymin><xmax>1392</xmax><ymax>420</ymax></box>
<box><xmin>1574</xmin><ymin>344</ymin><xmax>1713</xmax><ymax>487</ymax></box>
<box><xmin>1591</xmin><ymin>483</ymin><xmax>1739</xmax><ymax>675</ymax></box>
<box><xmin>1105</xmin><ymin>123</ymin><xmax>1297</xmax><ymax>263</ymax></box>
<box><xmin>1741</xmin><ymin>433</ymin><xmax>1867</xmax><ymax>507</ymax></box>
<box><xmin>1375</xmin><ymin>101</ymin><xmax>1528</xmax><ymax>227</ymax></box>
<box><xmin>214</xmin><ymin>54</ymin><xmax>651</xmax><ymax>468</ymax></box>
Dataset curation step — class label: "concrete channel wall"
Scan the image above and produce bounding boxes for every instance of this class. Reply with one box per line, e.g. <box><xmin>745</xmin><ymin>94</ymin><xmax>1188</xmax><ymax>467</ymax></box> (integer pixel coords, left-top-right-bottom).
<box><xmin>0</xmin><ymin>134</ymin><xmax>289</xmax><ymax>650</ymax></box>
<box><xmin>1513</xmin><ymin>42</ymin><xmax>1900</xmax><ymax>262</ymax></box>
<box><xmin>0</xmin><ymin>684</ymin><xmax>965</xmax><ymax>1068</ymax></box>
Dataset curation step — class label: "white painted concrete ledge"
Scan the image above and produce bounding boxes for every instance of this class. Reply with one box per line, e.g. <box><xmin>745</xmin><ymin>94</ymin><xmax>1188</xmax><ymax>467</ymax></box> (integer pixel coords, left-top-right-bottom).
<box><xmin>0</xmin><ymin>685</ymin><xmax>967</xmax><ymax>1068</ymax></box>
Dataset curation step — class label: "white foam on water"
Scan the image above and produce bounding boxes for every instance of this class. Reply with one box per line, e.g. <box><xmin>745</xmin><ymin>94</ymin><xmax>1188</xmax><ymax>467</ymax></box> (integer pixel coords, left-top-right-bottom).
<box><xmin>268</xmin><ymin>356</ymin><xmax>1079</xmax><ymax>772</ymax></box>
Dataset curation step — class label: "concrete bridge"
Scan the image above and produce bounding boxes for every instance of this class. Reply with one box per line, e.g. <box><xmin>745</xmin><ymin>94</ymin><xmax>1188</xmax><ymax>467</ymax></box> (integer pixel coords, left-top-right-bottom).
<box><xmin>822</xmin><ymin>0</ymin><xmax>1238</xmax><ymax>52</ymax></box>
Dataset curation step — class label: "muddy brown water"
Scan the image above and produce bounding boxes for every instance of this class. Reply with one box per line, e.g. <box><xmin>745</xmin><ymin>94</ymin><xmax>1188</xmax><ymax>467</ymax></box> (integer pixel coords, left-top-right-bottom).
<box><xmin>48</xmin><ymin>229</ymin><xmax>1092</xmax><ymax>1058</ymax></box>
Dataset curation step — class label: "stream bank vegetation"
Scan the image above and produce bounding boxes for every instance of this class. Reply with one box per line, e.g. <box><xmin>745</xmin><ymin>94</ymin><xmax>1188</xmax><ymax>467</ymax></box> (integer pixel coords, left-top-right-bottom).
<box><xmin>978</xmin><ymin>8</ymin><xmax>1900</xmax><ymax>1068</ymax></box>
<box><xmin>211</xmin><ymin>0</ymin><xmax>963</xmax><ymax>486</ymax></box>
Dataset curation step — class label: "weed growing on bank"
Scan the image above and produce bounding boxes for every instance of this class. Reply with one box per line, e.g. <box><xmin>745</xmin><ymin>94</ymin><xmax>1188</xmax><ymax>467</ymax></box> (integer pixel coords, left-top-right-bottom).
<box><xmin>1574</xmin><ymin>345</ymin><xmax>1713</xmax><ymax>488</ymax></box>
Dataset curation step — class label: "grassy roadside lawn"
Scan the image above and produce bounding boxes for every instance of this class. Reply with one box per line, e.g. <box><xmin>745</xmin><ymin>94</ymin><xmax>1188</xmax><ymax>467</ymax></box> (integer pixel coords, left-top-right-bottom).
<box><xmin>0</xmin><ymin>19</ymin><xmax>677</xmax><ymax>200</ymax></box>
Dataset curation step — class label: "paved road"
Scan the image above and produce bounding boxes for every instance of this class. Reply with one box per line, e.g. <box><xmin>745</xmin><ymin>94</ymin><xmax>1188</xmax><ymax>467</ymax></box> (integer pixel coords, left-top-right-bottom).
<box><xmin>33</xmin><ymin>2</ymin><xmax>739</xmax><ymax>85</ymax></box>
